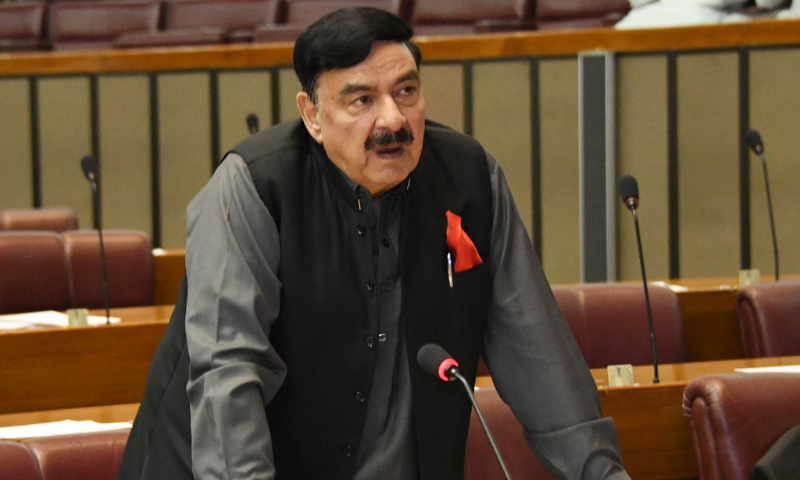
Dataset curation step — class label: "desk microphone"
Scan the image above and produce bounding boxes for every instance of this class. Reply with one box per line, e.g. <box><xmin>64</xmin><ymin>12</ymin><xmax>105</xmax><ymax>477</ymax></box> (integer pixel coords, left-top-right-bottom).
<box><xmin>744</xmin><ymin>129</ymin><xmax>779</xmax><ymax>281</ymax></box>
<box><xmin>246</xmin><ymin>113</ymin><xmax>260</xmax><ymax>135</ymax></box>
<box><xmin>618</xmin><ymin>175</ymin><xmax>659</xmax><ymax>384</ymax></box>
<box><xmin>80</xmin><ymin>155</ymin><xmax>110</xmax><ymax>324</ymax></box>
<box><xmin>417</xmin><ymin>343</ymin><xmax>513</xmax><ymax>480</ymax></box>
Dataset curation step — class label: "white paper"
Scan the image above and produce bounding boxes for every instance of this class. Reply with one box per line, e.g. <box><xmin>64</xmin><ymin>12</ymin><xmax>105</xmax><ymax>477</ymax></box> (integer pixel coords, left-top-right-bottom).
<box><xmin>0</xmin><ymin>310</ymin><xmax>120</xmax><ymax>327</ymax></box>
<box><xmin>0</xmin><ymin>420</ymin><xmax>131</xmax><ymax>440</ymax></box>
<box><xmin>735</xmin><ymin>365</ymin><xmax>800</xmax><ymax>373</ymax></box>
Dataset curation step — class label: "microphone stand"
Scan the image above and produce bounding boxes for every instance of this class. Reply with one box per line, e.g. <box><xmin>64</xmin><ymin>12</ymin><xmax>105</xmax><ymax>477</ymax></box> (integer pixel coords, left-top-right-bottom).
<box><xmin>89</xmin><ymin>178</ymin><xmax>111</xmax><ymax>324</ymax></box>
<box><xmin>757</xmin><ymin>153</ymin><xmax>779</xmax><ymax>281</ymax></box>
<box><xmin>629</xmin><ymin>206</ymin><xmax>659</xmax><ymax>384</ymax></box>
<box><xmin>451</xmin><ymin>370</ymin><xmax>513</xmax><ymax>480</ymax></box>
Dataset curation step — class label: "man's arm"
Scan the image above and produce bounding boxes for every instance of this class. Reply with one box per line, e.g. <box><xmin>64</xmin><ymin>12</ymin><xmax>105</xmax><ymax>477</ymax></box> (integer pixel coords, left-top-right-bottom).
<box><xmin>185</xmin><ymin>154</ymin><xmax>287</xmax><ymax>479</ymax></box>
<box><xmin>482</xmin><ymin>152</ymin><xmax>630</xmax><ymax>480</ymax></box>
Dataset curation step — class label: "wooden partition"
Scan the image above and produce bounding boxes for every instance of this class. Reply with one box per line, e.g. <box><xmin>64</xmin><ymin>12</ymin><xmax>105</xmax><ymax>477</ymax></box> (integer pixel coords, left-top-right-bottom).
<box><xmin>2</xmin><ymin>21</ymin><xmax>800</xmax><ymax>285</ymax></box>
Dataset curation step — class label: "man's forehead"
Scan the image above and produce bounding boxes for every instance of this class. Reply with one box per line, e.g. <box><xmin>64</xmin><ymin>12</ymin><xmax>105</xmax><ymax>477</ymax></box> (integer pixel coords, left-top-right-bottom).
<box><xmin>318</xmin><ymin>42</ymin><xmax>418</xmax><ymax>89</ymax></box>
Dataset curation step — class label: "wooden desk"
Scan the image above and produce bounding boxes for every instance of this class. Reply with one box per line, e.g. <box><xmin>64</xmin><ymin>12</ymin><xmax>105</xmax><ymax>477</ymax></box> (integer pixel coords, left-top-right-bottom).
<box><xmin>477</xmin><ymin>356</ymin><xmax>800</xmax><ymax>480</ymax></box>
<box><xmin>0</xmin><ymin>306</ymin><xmax>171</xmax><ymax>415</ymax></box>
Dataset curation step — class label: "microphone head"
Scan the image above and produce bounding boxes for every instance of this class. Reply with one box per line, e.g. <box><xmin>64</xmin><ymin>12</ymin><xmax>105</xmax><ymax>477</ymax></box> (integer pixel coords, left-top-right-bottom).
<box><xmin>417</xmin><ymin>343</ymin><xmax>459</xmax><ymax>382</ymax></box>
<box><xmin>618</xmin><ymin>175</ymin><xmax>639</xmax><ymax>210</ymax></box>
<box><xmin>80</xmin><ymin>155</ymin><xmax>98</xmax><ymax>181</ymax></box>
<box><xmin>246</xmin><ymin>113</ymin><xmax>259</xmax><ymax>134</ymax></box>
<box><xmin>744</xmin><ymin>129</ymin><xmax>764</xmax><ymax>155</ymax></box>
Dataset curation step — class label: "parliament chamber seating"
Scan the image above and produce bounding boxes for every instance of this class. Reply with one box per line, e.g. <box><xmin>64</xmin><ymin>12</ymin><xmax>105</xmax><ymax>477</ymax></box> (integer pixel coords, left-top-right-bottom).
<box><xmin>0</xmin><ymin>1</ymin><xmax>46</xmax><ymax>52</ymax></box>
<box><xmin>0</xmin><ymin>207</ymin><xmax>79</xmax><ymax>233</ymax></box>
<box><xmin>62</xmin><ymin>230</ymin><xmax>155</xmax><ymax>308</ymax></box>
<box><xmin>410</xmin><ymin>0</ymin><xmax>535</xmax><ymax>36</ymax></box>
<box><xmin>736</xmin><ymin>279</ymin><xmax>800</xmax><ymax>358</ymax></box>
<box><xmin>683</xmin><ymin>373</ymin><xmax>800</xmax><ymax>480</ymax></box>
<box><xmin>48</xmin><ymin>0</ymin><xmax>161</xmax><ymax>50</ymax></box>
<box><xmin>0</xmin><ymin>230</ymin><xmax>154</xmax><ymax>314</ymax></box>
<box><xmin>560</xmin><ymin>282</ymin><xmax>687</xmax><ymax>369</ymax></box>
<box><xmin>535</xmin><ymin>0</ymin><xmax>629</xmax><ymax>30</ymax></box>
<box><xmin>253</xmin><ymin>0</ymin><xmax>405</xmax><ymax>43</ymax></box>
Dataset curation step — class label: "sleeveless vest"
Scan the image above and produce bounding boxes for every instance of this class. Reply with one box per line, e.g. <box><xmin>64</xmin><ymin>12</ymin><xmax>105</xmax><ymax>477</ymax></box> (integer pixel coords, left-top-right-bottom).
<box><xmin>117</xmin><ymin>119</ymin><xmax>493</xmax><ymax>480</ymax></box>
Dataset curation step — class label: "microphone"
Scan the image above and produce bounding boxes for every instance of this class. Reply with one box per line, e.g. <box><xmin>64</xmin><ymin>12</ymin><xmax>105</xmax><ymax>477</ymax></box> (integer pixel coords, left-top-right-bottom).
<box><xmin>246</xmin><ymin>113</ymin><xmax>260</xmax><ymax>135</ymax></box>
<box><xmin>744</xmin><ymin>128</ymin><xmax>779</xmax><ymax>281</ymax></box>
<box><xmin>417</xmin><ymin>344</ymin><xmax>513</xmax><ymax>480</ymax></box>
<box><xmin>618</xmin><ymin>175</ymin><xmax>659</xmax><ymax>384</ymax></box>
<box><xmin>79</xmin><ymin>155</ymin><xmax>110</xmax><ymax>324</ymax></box>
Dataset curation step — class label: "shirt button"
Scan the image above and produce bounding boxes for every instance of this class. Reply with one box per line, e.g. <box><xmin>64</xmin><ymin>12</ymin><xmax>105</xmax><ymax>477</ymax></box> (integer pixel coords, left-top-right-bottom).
<box><xmin>382</xmin><ymin>238</ymin><xmax>390</xmax><ymax>248</ymax></box>
<box><xmin>365</xmin><ymin>336</ymin><xmax>374</xmax><ymax>348</ymax></box>
<box><xmin>366</xmin><ymin>281</ymin><xmax>374</xmax><ymax>292</ymax></box>
<box><xmin>380</xmin><ymin>284</ymin><xmax>390</xmax><ymax>293</ymax></box>
<box><xmin>356</xmin><ymin>224</ymin><xmax>366</xmax><ymax>236</ymax></box>
<box><xmin>355</xmin><ymin>391</ymin><xmax>366</xmax><ymax>403</ymax></box>
<box><xmin>343</xmin><ymin>445</ymin><xmax>355</xmax><ymax>457</ymax></box>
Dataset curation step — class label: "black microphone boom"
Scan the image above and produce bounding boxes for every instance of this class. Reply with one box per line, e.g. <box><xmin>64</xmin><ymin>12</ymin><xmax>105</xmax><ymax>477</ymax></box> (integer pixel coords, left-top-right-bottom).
<box><xmin>618</xmin><ymin>175</ymin><xmax>659</xmax><ymax>384</ymax></box>
<box><xmin>79</xmin><ymin>155</ymin><xmax>111</xmax><ymax>324</ymax></box>
<box><xmin>744</xmin><ymin>128</ymin><xmax>779</xmax><ymax>281</ymax></box>
<box><xmin>416</xmin><ymin>344</ymin><xmax>513</xmax><ymax>480</ymax></box>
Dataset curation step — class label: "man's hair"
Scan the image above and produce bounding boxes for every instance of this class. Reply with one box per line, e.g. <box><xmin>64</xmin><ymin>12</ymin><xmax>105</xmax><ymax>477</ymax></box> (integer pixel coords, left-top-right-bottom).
<box><xmin>293</xmin><ymin>7</ymin><xmax>422</xmax><ymax>102</ymax></box>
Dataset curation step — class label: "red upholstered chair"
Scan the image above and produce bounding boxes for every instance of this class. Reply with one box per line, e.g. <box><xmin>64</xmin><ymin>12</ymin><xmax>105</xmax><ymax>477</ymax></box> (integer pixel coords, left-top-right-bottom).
<box><xmin>464</xmin><ymin>387</ymin><xmax>556</xmax><ymax>480</ymax></box>
<box><xmin>0</xmin><ymin>232</ymin><xmax>71</xmax><ymax>314</ymax></box>
<box><xmin>736</xmin><ymin>279</ymin><xmax>800</xmax><ymax>358</ymax></box>
<box><xmin>536</xmin><ymin>0</ymin><xmax>629</xmax><ymax>30</ymax></box>
<box><xmin>48</xmin><ymin>0</ymin><xmax>161</xmax><ymax>50</ymax></box>
<box><xmin>253</xmin><ymin>0</ymin><xmax>404</xmax><ymax>43</ymax></box>
<box><xmin>568</xmin><ymin>282</ymin><xmax>687</xmax><ymax>369</ymax></box>
<box><xmin>21</xmin><ymin>430</ymin><xmax>130</xmax><ymax>480</ymax></box>
<box><xmin>411</xmin><ymin>0</ymin><xmax>535</xmax><ymax>36</ymax></box>
<box><xmin>0</xmin><ymin>441</ymin><xmax>41</xmax><ymax>480</ymax></box>
<box><xmin>0</xmin><ymin>1</ymin><xmax>46</xmax><ymax>52</ymax></box>
<box><xmin>0</xmin><ymin>207</ymin><xmax>79</xmax><ymax>233</ymax></box>
<box><xmin>62</xmin><ymin>230</ymin><xmax>154</xmax><ymax>309</ymax></box>
<box><xmin>683</xmin><ymin>373</ymin><xmax>800</xmax><ymax>480</ymax></box>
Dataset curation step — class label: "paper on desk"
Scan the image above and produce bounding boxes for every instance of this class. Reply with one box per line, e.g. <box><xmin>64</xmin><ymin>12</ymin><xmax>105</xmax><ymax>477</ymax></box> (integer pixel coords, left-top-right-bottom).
<box><xmin>735</xmin><ymin>365</ymin><xmax>800</xmax><ymax>373</ymax></box>
<box><xmin>651</xmin><ymin>281</ymin><xmax>689</xmax><ymax>293</ymax></box>
<box><xmin>0</xmin><ymin>420</ymin><xmax>131</xmax><ymax>440</ymax></box>
<box><xmin>0</xmin><ymin>310</ymin><xmax>120</xmax><ymax>328</ymax></box>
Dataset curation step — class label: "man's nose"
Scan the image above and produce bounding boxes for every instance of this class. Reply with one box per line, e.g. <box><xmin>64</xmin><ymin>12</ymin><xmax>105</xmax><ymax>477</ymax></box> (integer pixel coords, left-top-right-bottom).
<box><xmin>374</xmin><ymin>95</ymin><xmax>406</xmax><ymax>131</ymax></box>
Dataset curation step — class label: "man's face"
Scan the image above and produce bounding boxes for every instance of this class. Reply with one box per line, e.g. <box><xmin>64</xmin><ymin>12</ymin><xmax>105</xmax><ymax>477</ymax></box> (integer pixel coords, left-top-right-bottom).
<box><xmin>297</xmin><ymin>41</ymin><xmax>426</xmax><ymax>196</ymax></box>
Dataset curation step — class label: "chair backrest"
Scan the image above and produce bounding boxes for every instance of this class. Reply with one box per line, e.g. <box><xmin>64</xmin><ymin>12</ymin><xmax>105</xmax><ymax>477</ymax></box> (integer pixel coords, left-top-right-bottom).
<box><xmin>0</xmin><ymin>232</ymin><xmax>71</xmax><ymax>314</ymax></box>
<box><xmin>683</xmin><ymin>372</ymin><xmax>800</xmax><ymax>480</ymax></box>
<box><xmin>0</xmin><ymin>1</ymin><xmax>46</xmax><ymax>52</ymax></box>
<box><xmin>0</xmin><ymin>207</ymin><xmax>79</xmax><ymax>233</ymax></box>
<box><xmin>568</xmin><ymin>282</ymin><xmax>686</xmax><ymax>368</ymax></box>
<box><xmin>465</xmin><ymin>387</ymin><xmax>556</xmax><ymax>480</ymax></box>
<box><xmin>49</xmin><ymin>0</ymin><xmax>161</xmax><ymax>50</ymax></box>
<box><xmin>21</xmin><ymin>430</ymin><xmax>130</xmax><ymax>480</ymax></box>
<box><xmin>411</xmin><ymin>0</ymin><xmax>534</xmax><ymax>35</ymax></box>
<box><xmin>62</xmin><ymin>230</ymin><xmax>154</xmax><ymax>309</ymax></box>
<box><xmin>162</xmin><ymin>0</ymin><xmax>281</xmax><ymax>32</ymax></box>
<box><xmin>0</xmin><ymin>441</ymin><xmax>41</xmax><ymax>480</ymax></box>
<box><xmin>536</xmin><ymin>0</ymin><xmax>629</xmax><ymax>30</ymax></box>
<box><xmin>736</xmin><ymin>279</ymin><xmax>800</xmax><ymax>357</ymax></box>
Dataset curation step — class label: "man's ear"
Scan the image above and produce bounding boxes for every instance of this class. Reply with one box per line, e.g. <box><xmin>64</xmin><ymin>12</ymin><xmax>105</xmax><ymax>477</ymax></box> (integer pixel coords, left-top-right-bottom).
<box><xmin>297</xmin><ymin>91</ymin><xmax>323</xmax><ymax>144</ymax></box>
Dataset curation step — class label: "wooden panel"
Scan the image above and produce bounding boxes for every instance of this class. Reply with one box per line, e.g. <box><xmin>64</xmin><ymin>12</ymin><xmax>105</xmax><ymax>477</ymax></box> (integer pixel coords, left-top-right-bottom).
<box><xmin>278</xmin><ymin>67</ymin><xmax>301</xmax><ymax>123</ymax></box>
<box><xmin>0</xmin><ymin>79</ymin><xmax>33</xmax><ymax>209</ymax></box>
<box><xmin>748</xmin><ymin>49</ymin><xmax>800</xmax><ymax>279</ymax></box>
<box><xmin>677</xmin><ymin>53</ymin><xmax>739</xmax><ymax>278</ymax></box>
<box><xmin>473</xmin><ymin>60</ymin><xmax>533</xmax><ymax>238</ymax></box>
<box><xmin>539</xmin><ymin>59</ymin><xmax>580</xmax><ymax>284</ymax></box>
<box><xmin>420</xmin><ymin>63</ymin><xmax>464</xmax><ymax>132</ymax></box>
<box><xmin>38</xmin><ymin>76</ymin><xmax>93</xmax><ymax>227</ymax></box>
<box><xmin>616</xmin><ymin>55</ymin><xmax>670</xmax><ymax>282</ymax></box>
<box><xmin>157</xmin><ymin>73</ymin><xmax>213</xmax><ymax>249</ymax></box>
<box><xmin>98</xmin><ymin>75</ymin><xmax>152</xmax><ymax>234</ymax></box>
<box><xmin>153</xmin><ymin>248</ymin><xmax>185</xmax><ymax>306</ymax></box>
<box><xmin>218</xmin><ymin>70</ymin><xmax>272</xmax><ymax>153</ymax></box>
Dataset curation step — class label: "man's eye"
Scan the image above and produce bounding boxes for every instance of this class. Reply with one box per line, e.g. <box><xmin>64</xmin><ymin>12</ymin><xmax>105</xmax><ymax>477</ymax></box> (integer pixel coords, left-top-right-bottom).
<box><xmin>354</xmin><ymin>96</ymin><xmax>371</xmax><ymax>105</ymax></box>
<box><xmin>398</xmin><ymin>86</ymin><xmax>416</xmax><ymax>96</ymax></box>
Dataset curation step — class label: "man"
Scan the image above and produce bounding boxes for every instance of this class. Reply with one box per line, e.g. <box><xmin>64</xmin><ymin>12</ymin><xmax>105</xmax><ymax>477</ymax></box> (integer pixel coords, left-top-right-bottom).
<box><xmin>117</xmin><ymin>7</ymin><xmax>631</xmax><ymax>480</ymax></box>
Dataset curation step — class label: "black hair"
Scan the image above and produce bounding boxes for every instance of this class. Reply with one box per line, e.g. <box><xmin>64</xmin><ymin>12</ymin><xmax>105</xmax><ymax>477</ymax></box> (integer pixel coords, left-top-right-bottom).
<box><xmin>293</xmin><ymin>7</ymin><xmax>422</xmax><ymax>102</ymax></box>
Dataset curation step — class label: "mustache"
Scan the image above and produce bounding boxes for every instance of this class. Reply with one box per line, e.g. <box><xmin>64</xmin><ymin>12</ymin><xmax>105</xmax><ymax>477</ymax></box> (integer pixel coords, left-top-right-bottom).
<box><xmin>364</xmin><ymin>128</ymin><xmax>414</xmax><ymax>151</ymax></box>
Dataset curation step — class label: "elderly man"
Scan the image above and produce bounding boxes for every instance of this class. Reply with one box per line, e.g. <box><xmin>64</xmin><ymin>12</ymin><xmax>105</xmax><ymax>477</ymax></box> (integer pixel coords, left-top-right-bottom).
<box><xmin>117</xmin><ymin>7</ymin><xmax>630</xmax><ymax>480</ymax></box>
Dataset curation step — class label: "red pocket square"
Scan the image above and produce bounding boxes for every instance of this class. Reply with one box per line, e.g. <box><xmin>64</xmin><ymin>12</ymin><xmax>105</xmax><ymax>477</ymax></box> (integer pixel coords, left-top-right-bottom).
<box><xmin>446</xmin><ymin>210</ymin><xmax>483</xmax><ymax>272</ymax></box>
